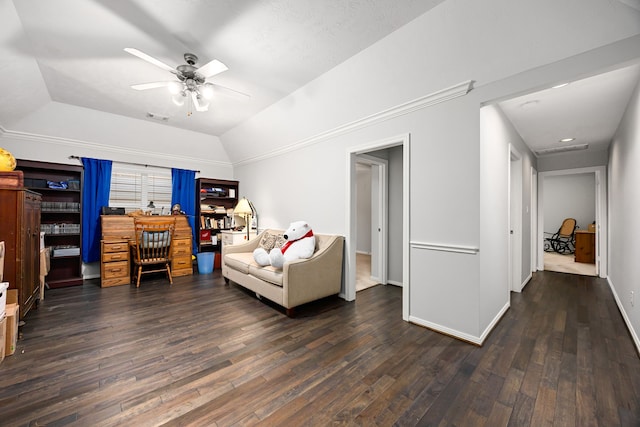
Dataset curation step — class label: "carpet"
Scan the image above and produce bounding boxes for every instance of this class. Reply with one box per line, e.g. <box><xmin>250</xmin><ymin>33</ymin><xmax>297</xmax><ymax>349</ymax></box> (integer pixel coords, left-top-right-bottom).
<box><xmin>544</xmin><ymin>251</ymin><xmax>597</xmax><ymax>276</ymax></box>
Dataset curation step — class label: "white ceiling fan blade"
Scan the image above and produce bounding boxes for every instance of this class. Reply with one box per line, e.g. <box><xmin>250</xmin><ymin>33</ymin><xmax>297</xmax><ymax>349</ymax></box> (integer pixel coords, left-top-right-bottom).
<box><xmin>131</xmin><ymin>81</ymin><xmax>171</xmax><ymax>90</ymax></box>
<box><xmin>196</xmin><ymin>59</ymin><xmax>228</xmax><ymax>78</ymax></box>
<box><xmin>191</xmin><ymin>91</ymin><xmax>209</xmax><ymax>112</ymax></box>
<box><xmin>211</xmin><ymin>83</ymin><xmax>250</xmax><ymax>98</ymax></box>
<box><xmin>124</xmin><ymin>48</ymin><xmax>175</xmax><ymax>73</ymax></box>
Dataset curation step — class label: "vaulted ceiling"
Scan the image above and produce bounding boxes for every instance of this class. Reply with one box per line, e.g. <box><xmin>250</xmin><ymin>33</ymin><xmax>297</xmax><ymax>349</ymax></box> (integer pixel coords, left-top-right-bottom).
<box><xmin>1</xmin><ymin>0</ymin><xmax>444</xmax><ymax>136</ymax></box>
<box><xmin>2</xmin><ymin>0</ymin><xmax>639</xmax><ymax>160</ymax></box>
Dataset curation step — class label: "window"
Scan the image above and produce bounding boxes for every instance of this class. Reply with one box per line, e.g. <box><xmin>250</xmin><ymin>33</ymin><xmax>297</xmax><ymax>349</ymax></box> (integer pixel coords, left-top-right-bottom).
<box><xmin>109</xmin><ymin>163</ymin><xmax>172</xmax><ymax>214</ymax></box>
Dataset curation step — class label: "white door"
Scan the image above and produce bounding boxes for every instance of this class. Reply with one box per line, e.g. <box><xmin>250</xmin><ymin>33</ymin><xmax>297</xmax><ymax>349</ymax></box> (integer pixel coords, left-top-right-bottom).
<box><xmin>509</xmin><ymin>146</ymin><xmax>523</xmax><ymax>292</ymax></box>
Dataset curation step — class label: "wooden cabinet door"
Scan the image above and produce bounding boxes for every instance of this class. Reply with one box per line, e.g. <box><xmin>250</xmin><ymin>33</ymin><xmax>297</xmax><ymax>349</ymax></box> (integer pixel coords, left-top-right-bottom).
<box><xmin>574</xmin><ymin>231</ymin><xmax>595</xmax><ymax>264</ymax></box>
<box><xmin>22</xmin><ymin>191</ymin><xmax>41</xmax><ymax>316</ymax></box>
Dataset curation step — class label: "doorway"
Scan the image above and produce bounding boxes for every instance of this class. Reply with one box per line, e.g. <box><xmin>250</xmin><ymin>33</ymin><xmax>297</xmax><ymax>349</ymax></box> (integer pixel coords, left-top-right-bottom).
<box><xmin>537</xmin><ymin>167</ymin><xmax>606</xmax><ymax>278</ymax></box>
<box><xmin>347</xmin><ymin>133</ymin><xmax>410</xmax><ymax>320</ymax></box>
<box><xmin>355</xmin><ymin>156</ymin><xmax>388</xmax><ymax>292</ymax></box>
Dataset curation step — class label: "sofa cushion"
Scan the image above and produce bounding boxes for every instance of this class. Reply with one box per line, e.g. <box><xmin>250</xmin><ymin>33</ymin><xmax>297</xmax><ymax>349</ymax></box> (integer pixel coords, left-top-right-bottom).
<box><xmin>248</xmin><ymin>264</ymin><xmax>283</xmax><ymax>287</ymax></box>
<box><xmin>224</xmin><ymin>252</ymin><xmax>255</xmax><ymax>274</ymax></box>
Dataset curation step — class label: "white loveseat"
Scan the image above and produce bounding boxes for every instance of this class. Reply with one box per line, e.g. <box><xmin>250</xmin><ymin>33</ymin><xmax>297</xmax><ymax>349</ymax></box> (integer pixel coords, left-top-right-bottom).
<box><xmin>222</xmin><ymin>229</ymin><xmax>344</xmax><ymax>315</ymax></box>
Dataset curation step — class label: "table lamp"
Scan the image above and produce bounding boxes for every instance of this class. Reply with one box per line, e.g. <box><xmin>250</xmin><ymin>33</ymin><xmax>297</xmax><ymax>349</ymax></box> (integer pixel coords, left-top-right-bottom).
<box><xmin>233</xmin><ymin>197</ymin><xmax>253</xmax><ymax>241</ymax></box>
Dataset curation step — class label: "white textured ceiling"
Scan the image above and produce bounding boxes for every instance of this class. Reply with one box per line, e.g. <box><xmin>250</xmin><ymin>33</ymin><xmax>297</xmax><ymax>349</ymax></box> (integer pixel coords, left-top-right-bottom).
<box><xmin>2</xmin><ymin>0</ymin><xmax>638</xmax><ymax>159</ymax></box>
<box><xmin>499</xmin><ymin>64</ymin><xmax>640</xmax><ymax>157</ymax></box>
<box><xmin>2</xmin><ymin>0</ymin><xmax>445</xmax><ymax>136</ymax></box>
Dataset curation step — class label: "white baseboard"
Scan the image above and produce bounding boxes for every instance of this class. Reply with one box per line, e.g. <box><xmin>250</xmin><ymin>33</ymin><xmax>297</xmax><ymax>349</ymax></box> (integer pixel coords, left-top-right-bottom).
<box><xmin>408</xmin><ymin>315</ymin><xmax>483</xmax><ymax>345</ymax></box>
<box><xmin>607</xmin><ymin>277</ymin><xmax>640</xmax><ymax>356</ymax></box>
<box><xmin>409</xmin><ymin>300</ymin><xmax>510</xmax><ymax>346</ymax></box>
<box><xmin>479</xmin><ymin>301</ymin><xmax>510</xmax><ymax>344</ymax></box>
<box><xmin>386</xmin><ymin>280</ymin><xmax>403</xmax><ymax>287</ymax></box>
<box><xmin>522</xmin><ymin>272</ymin><xmax>533</xmax><ymax>290</ymax></box>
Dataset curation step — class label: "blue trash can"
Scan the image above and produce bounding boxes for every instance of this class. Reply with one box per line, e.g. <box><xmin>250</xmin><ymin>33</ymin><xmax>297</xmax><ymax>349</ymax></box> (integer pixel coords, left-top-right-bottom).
<box><xmin>196</xmin><ymin>252</ymin><xmax>214</xmax><ymax>274</ymax></box>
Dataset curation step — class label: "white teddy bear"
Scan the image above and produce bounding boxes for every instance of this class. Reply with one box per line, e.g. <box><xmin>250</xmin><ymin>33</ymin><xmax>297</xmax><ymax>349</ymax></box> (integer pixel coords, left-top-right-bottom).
<box><xmin>253</xmin><ymin>221</ymin><xmax>316</xmax><ymax>269</ymax></box>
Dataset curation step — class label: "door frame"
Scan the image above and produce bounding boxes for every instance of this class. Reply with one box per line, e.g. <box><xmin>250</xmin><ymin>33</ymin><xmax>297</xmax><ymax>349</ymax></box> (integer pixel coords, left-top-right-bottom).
<box><xmin>346</xmin><ymin>133</ymin><xmax>410</xmax><ymax>320</ymax></box>
<box><xmin>537</xmin><ymin>166</ymin><xmax>607</xmax><ymax>278</ymax></box>
<box><xmin>531</xmin><ymin>166</ymin><xmax>538</xmax><ymax>273</ymax></box>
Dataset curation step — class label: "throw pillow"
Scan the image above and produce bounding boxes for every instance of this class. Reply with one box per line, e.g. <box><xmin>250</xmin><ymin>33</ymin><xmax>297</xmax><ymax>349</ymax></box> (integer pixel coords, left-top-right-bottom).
<box><xmin>274</xmin><ymin>233</ymin><xmax>286</xmax><ymax>249</ymax></box>
<box><xmin>259</xmin><ymin>231</ymin><xmax>276</xmax><ymax>251</ymax></box>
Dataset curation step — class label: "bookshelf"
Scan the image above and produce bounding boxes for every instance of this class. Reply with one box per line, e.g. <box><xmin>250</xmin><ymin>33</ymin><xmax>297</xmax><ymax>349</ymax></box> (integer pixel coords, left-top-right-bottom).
<box><xmin>17</xmin><ymin>160</ymin><xmax>84</xmax><ymax>288</ymax></box>
<box><xmin>195</xmin><ymin>178</ymin><xmax>239</xmax><ymax>253</ymax></box>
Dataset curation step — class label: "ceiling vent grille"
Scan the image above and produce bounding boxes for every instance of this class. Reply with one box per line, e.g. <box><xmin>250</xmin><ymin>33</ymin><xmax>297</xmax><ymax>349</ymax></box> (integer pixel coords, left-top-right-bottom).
<box><xmin>535</xmin><ymin>143</ymin><xmax>588</xmax><ymax>156</ymax></box>
<box><xmin>146</xmin><ymin>112</ymin><xmax>169</xmax><ymax>122</ymax></box>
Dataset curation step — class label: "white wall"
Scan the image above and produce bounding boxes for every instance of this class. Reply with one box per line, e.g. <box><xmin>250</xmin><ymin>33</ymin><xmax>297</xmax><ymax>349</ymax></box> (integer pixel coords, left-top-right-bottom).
<box><xmin>537</xmin><ymin>149</ymin><xmax>608</xmax><ymax>172</ymax></box>
<box><xmin>543</xmin><ymin>174</ymin><xmax>596</xmax><ymax>233</ymax></box>
<box><xmin>608</xmin><ymin>75</ymin><xmax>640</xmax><ymax>352</ymax></box>
<box><xmin>232</xmin><ymin>1</ymin><xmax>640</xmax><ymax>343</ymax></box>
<box><xmin>355</xmin><ymin>163</ymin><xmax>372</xmax><ymax>253</ymax></box>
<box><xmin>1</xmin><ymin>102</ymin><xmax>234</xmax><ymax>179</ymax></box>
<box><xmin>479</xmin><ymin>104</ymin><xmax>536</xmax><ymax>337</ymax></box>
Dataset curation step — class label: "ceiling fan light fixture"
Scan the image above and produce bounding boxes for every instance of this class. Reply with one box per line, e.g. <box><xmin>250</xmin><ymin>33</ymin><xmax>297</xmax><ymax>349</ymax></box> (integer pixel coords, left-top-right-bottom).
<box><xmin>168</xmin><ymin>81</ymin><xmax>183</xmax><ymax>95</ymax></box>
<box><xmin>172</xmin><ymin>93</ymin><xmax>185</xmax><ymax>107</ymax></box>
<box><xmin>201</xmin><ymin>83</ymin><xmax>214</xmax><ymax>100</ymax></box>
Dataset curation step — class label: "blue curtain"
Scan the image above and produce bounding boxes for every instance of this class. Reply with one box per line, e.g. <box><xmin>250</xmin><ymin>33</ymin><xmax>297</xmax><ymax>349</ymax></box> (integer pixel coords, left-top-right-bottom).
<box><xmin>171</xmin><ymin>168</ymin><xmax>196</xmax><ymax>253</ymax></box>
<box><xmin>81</xmin><ymin>158</ymin><xmax>112</xmax><ymax>263</ymax></box>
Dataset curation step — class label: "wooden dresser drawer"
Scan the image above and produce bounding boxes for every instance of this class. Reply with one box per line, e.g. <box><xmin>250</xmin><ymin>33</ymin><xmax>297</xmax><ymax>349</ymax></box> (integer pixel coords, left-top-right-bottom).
<box><xmin>103</xmin><ymin>242</ymin><xmax>129</xmax><ymax>253</ymax></box>
<box><xmin>103</xmin><ymin>251</ymin><xmax>128</xmax><ymax>262</ymax></box>
<box><xmin>172</xmin><ymin>238</ymin><xmax>191</xmax><ymax>257</ymax></box>
<box><xmin>102</xmin><ymin>261</ymin><xmax>129</xmax><ymax>279</ymax></box>
<box><xmin>172</xmin><ymin>255</ymin><xmax>192</xmax><ymax>274</ymax></box>
<box><xmin>101</xmin><ymin>275</ymin><xmax>131</xmax><ymax>287</ymax></box>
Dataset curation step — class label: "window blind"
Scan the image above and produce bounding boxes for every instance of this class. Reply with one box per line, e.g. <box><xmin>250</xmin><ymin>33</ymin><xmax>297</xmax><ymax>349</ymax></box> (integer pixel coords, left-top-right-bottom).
<box><xmin>109</xmin><ymin>163</ymin><xmax>172</xmax><ymax>213</ymax></box>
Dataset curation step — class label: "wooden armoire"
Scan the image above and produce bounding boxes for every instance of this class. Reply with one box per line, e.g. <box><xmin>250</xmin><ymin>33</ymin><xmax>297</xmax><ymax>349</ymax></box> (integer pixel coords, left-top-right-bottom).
<box><xmin>0</xmin><ymin>188</ymin><xmax>41</xmax><ymax>319</ymax></box>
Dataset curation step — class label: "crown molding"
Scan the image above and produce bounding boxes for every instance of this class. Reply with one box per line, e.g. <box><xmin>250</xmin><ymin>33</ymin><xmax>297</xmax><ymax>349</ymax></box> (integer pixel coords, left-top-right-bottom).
<box><xmin>233</xmin><ymin>80</ymin><xmax>474</xmax><ymax>167</ymax></box>
<box><xmin>0</xmin><ymin>126</ymin><xmax>232</xmax><ymax>168</ymax></box>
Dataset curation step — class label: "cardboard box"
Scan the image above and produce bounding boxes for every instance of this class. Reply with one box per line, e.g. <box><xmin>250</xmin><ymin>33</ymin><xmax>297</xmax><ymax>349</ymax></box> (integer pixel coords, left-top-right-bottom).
<box><xmin>0</xmin><ymin>316</ymin><xmax>6</xmax><ymax>363</ymax></box>
<box><xmin>0</xmin><ymin>282</ymin><xmax>7</xmax><ymax>319</ymax></box>
<box><xmin>4</xmin><ymin>289</ymin><xmax>17</xmax><ymax>356</ymax></box>
<box><xmin>4</xmin><ymin>303</ymin><xmax>17</xmax><ymax>356</ymax></box>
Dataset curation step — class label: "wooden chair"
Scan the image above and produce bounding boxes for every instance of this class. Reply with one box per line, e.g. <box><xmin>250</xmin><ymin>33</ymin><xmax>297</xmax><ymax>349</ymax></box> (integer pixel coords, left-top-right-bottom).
<box><xmin>544</xmin><ymin>218</ymin><xmax>577</xmax><ymax>254</ymax></box>
<box><xmin>132</xmin><ymin>218</ymin><xmax>176</xmax><ymax>287</ymax></box>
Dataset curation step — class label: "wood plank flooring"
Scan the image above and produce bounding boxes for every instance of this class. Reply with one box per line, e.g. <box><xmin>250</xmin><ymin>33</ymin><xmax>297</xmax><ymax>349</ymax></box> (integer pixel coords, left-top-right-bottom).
<box><xmin>0</xmin><ymin>270</ymin><xmax>639</xmax><ymax>426</ymax></box>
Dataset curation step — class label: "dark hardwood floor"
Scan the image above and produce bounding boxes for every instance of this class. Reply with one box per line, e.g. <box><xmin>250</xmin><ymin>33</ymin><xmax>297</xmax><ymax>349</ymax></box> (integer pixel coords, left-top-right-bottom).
<box><xmin>0</xmin><ymin>270</ymin><xmax>639</xmax><ymax>426</ymax></box>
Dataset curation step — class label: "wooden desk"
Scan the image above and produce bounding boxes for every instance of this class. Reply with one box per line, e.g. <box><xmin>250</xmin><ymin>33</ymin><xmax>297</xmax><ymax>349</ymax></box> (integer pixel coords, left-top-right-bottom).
<box><xmin>100</xmin><ymin>215</ymin><xmax>193</xmax><ymax>287</ymax></box>
<box><xmin>574</xmin><ymin>230</ymin><xmax>595</xmax><ymax>264</ymax></box>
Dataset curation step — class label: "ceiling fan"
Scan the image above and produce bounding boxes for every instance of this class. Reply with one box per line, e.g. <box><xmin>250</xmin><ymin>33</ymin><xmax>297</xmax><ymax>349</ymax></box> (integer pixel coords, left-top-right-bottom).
<box><xmin>125</xmin><ymin>48</ymin><xmax>247</xmax><ymax>114</ymax></box>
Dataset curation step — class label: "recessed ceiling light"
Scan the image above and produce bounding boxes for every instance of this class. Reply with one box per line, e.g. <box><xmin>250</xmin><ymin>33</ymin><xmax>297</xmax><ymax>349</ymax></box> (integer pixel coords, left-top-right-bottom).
<box><xmin>552</xmin><ymin>83</ymin><xmax>569</xmax><ymax>89</ymax></box>
<box><xmin>559</xmin><ymin>137</ymin><xmax>575</xmax><ymax>143</ymax></box>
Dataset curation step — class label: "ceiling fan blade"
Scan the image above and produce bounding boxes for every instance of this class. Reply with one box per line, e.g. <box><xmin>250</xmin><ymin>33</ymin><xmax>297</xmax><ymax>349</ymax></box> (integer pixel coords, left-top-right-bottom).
<box><xmin>191</xmin><ymin>91</ymin><xmax>209</xmax><ymax>112</ymax></box>
<box><xmin>131</xmin><ymin>81</ymin><xmax>171</xmax><ymax>90</ymax></box>
<box><xmin>124</xmin><ymin>48</ymin><xmax>175</xmax><ymax>73</ymax></box>
<box><xmin>211</xmin><ymin>83</ymin><xmax>251</xmax><ymax>98</ymax></box>
<box><xmin>196</xmin><ymin>59</ymin><xmax>228</xmax><ymax>78</ymax></box>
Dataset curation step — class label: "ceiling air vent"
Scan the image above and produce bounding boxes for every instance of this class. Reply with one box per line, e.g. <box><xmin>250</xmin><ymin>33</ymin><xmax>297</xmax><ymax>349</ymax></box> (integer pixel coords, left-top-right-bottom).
<box><xmin>535</xmin><ymin>143</ymin><xmax>588</xmax><ymax>156</ymax></box>
<box><xmin>146</xmin><ymin>112</ymin><xmax>169</xmax><ymax>122</ymax></box>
